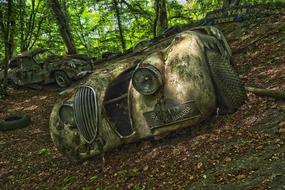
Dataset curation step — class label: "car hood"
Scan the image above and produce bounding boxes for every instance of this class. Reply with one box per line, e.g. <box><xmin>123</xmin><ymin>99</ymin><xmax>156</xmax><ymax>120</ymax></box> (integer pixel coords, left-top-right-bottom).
<box><xmin>66</xmin><ymin>54</ymin><xmax>91</xmax><ymax>61</ymax></box>
<box><xmin>45</xmin><ymin>54</ymin><xmax>90</xmax><ymax>65</ymax></box>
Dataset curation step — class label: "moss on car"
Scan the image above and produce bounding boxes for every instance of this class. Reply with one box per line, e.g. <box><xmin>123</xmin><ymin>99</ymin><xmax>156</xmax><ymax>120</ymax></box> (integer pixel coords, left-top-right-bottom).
<box><xmin>0</xmin><ymin>48</ymin><xmax>93</xmax><ymax>88</ymax></box>
<box><xmin>50</xmin><ymin>26</ymin><xmax>246</xmax><ymax>160</ymax></box>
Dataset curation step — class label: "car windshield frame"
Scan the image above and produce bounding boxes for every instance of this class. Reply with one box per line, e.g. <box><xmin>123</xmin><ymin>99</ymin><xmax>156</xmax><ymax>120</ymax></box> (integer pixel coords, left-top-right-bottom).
<box><xmin>33</xmin><ymin>50</ymin><xmax>55</xmax><ymax>64</ymax></box>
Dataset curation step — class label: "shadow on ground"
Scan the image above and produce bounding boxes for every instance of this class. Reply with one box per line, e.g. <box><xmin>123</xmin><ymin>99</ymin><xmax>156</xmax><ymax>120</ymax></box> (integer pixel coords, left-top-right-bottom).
<box><xmin>0</xmin><ymin>15</ymin><xmax>285</xmax><ymax>190</ymax></box>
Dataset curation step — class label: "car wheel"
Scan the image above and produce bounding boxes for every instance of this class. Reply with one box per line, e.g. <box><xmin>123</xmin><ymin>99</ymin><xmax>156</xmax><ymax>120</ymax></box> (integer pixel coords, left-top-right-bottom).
<box><xmin>54</xmin><ymin>71</ymin><xmax>71</xmax><ymax>88</ymax></box>
<box><xmin>0</xmin><ymin>113</ymin><xmax>31</xmax><ymax>131</ymax></box>
<box><xmin>206</xmin><ymin>51</ymin><xmax>247</xmax><ymax>114</ymax></box>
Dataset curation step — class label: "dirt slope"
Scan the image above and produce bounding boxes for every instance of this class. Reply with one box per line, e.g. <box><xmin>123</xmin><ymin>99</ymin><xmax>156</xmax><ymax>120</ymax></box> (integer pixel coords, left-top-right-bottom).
<box><xmin>0</xmin><ymin>15</ymin><xmax>285</xmax><ymax>190</ymax></box>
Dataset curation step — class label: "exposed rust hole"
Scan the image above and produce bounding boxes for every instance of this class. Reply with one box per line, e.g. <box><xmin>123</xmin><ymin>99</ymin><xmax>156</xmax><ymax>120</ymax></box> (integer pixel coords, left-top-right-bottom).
<box><xmin>175</xmin><ymin>34</ymin><xmax>183</xmax><ymax>42</ymax></box>
<box><xmin>103</xmin><ymin>67</ymin><xmax>135</xmax><ymax>137</ymax></box>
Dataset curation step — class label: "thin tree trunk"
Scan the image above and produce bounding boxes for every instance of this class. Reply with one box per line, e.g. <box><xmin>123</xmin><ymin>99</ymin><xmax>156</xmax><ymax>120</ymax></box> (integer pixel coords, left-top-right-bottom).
<box><xmin>19</xmin><ymin>0</ymin><xmax>45</xmax><ymax>52</ymax></box>
<box><xmin>75</xmin><ymin>13</ymin><xmax>89</xmax><ymax>52</ymax></box>
<box><xmin>153</xmin><ymin>0</ymin><xmax>168</xmax><ymax>37</ymax></box>
<box><xmin>19</xmin><ymin>0</ymin><xmax>26</xmax><ymax>52</ymax></box>
<box><xmin>26</xmin><ymin>0</ymin><xmax>42</xmax><ymax>49</ymax></box>
<box><xmin>47</xmin><ymin>0</ymin><xmax>77</xmax><ymax>54</ymax></box>
<box><xmin>232</xmin><ymin>0</ymin><xmax>241</xmax><ymax>6</ymax></box>
<box><xmin>1</xmin><ymin>0</ymin><xmax>15</xmax><ymax>92</ymax></box>
<box><xmin>113</xmin><ymin>0</ymin><xmax>126</xmax><ymax>51</ymax></box>
<box><xmin>223</xmin><ymin>0</ymin><xmax>230</xmax><ymax>7</ymax></box>
<box><xmin>223</xmin><ymin>0</ymin><xmax>241</xmax><ymax>7</ymax></box>
<box><xmin>120</xmin><ymin>0</ymin><xmax>152</xmax><ymax>22</ymax></box>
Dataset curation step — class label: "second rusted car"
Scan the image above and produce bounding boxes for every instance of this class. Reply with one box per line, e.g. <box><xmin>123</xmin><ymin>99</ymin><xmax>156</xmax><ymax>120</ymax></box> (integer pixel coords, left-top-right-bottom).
<box><xmin>0</xmin><ymin>48</ymin><xmax>93</xmax><ymax>88</ymax></box>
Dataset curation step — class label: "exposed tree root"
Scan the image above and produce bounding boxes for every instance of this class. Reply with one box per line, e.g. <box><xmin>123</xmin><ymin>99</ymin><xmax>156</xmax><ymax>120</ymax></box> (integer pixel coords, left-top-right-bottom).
<box><xmin>246</xmin><ymin>86</ymin><xmax>285</xmax><ymax>100</ymax></box>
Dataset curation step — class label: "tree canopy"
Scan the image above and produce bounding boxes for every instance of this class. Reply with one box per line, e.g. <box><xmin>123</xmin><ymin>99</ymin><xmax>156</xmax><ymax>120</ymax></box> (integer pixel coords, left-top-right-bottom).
<box><xmin>0</xmin><ymin>0</ymin><xmax>283</xmax><ymax>60</ymax></box>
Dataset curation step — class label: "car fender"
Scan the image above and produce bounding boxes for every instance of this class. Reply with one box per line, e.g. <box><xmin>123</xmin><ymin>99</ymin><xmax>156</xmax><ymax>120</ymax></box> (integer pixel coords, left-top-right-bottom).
<box><xmin>128</xmin><ymin>31</ymin><xmax>217</xmax><ymax>137</ymax></box>
<box><xmin>49</xmin><ymin>60</ymin><xmax>133</xmax><ymax>159</ymax></box>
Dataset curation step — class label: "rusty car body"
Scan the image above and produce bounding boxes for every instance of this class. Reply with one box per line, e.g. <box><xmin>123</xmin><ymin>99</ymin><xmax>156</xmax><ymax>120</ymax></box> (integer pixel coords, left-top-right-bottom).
<box><xmin>0</xmin><ymin>48</ymin><xmax>93</xmax><ymax>88</ymax></box>
<box><xmin>49</xmin><ymin>26</ymin><xmax>246</xmax><ymax>160</ymax></box>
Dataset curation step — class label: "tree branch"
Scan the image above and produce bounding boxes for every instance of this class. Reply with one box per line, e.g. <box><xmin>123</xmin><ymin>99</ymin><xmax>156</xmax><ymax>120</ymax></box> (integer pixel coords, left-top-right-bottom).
<box><xmin>120</xmin><ymin>0</ymin><xmax>153</xmax><ymax>22</ymax></box>
<box><xmin>246</xmin><ymin>86</ymin><xmax>285</xmax><ymax>100</ymax></box>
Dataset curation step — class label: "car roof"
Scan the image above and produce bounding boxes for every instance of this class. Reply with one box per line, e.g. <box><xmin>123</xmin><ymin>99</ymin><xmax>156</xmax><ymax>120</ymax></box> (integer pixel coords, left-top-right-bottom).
<box><xmin>10</xmin><ymin>48</ymin><xmax>47</xmax><ymax>62</ymax></box>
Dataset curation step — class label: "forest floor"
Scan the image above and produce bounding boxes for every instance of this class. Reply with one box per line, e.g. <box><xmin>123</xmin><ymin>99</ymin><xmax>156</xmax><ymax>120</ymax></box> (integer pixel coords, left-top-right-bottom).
<box><xmin>0</xmin><ymin>15</ymin><xmax>285</xmax><ymax>190</ymax></box>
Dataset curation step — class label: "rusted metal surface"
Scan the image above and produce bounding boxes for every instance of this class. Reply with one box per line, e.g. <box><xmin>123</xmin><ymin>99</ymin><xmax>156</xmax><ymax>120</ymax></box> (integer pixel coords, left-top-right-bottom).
<box><xmin>49</xmin><ymin>26</ymin><xmax>245</xmax><ymax>160</ymax></box>
<box><xmin>0</xmin><ymin>48</ymin><xmax>93</xmax><ymax>87</ymax></box>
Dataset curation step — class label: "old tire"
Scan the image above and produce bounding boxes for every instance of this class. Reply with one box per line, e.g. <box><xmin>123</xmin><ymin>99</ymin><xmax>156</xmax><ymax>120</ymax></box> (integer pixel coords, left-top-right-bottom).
<box><xmin>0</xmin><ymin>113</ymin><xmax>31</xmax><ymax>131</ymax></box>
<box><xmin>54</xmin><ymin>71</ymin><xmax>71</xmax><ymax>88</ymax></box>
<box><xmin>206</xmin><ymin>51</ymin><xmax>247</xmax><ymax>114</ymax></box>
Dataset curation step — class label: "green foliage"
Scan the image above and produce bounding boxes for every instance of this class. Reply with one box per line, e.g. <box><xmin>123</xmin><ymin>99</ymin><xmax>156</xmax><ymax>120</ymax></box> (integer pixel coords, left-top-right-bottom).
<box><xmin>0</xmin><ymin>0</ymin><xmax>284</xmax><ymax>60</ymax></box>
<box><xmin>89</xmin><ymin>175</ymin><xmax>98</xmax><ymax>181</ymax></box>
<box><xmin>38</xmin><ymin>148</ymin><xmax>52</xmax><ymax>156</ymax></box>
<box><xmin>133</xmin><ymin>183</ymin><xmax>143</xmax><ymax>190</ymax></box>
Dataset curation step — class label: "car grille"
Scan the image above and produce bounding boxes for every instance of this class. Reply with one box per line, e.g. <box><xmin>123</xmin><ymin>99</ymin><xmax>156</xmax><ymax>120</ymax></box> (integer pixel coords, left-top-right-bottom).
<box><xmin>74</xmin><ymin>86</ymin><xmax>99</xmax><ymax>144</ymax></box>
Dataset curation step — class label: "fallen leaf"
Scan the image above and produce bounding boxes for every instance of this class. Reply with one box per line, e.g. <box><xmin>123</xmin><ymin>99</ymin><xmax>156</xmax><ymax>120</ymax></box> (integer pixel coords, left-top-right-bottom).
<box><xmin>197</xmin><ymin>162</ymin><xmax>203</xmax><ymax>169</ymax></box>
<box><xmin>236</xmin><ymin>174</ymin><xmax>246</xmax><ymax>180</ymax></box>
<box><xmin>143</xmin><ymin>165</ymin><xmax>149</xmax><ymax>171</ymax></box>
<box><xmin>225</xmin><ymin>157</ymin><xmax>232</xmax><ymax>162</ymax></box>
<box><xmin>278</xmin><ymin>128</ymin><xmax>285</xmax><ymax>134</ymax></box>
<box><xmin>278</xmin><ymin>121</ymin><xmax>285</xmax><ymax>126</ymax></box>
<box><xmin>127</xmin><ymin>183</ymin><xmax>134</xmax><ymax>189</ymax></box>
<box><xmin>243</xmin><ymin>116</ymin><xmax>258</xmax><ymax>126</ymax></box>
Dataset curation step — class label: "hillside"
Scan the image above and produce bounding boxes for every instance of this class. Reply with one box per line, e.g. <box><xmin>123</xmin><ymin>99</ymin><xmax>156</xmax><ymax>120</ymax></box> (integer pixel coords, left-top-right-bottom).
<box><xmin>0</xmin><ymin>14</ymin><xmax>285</xmax><ymax>189</ymax></box>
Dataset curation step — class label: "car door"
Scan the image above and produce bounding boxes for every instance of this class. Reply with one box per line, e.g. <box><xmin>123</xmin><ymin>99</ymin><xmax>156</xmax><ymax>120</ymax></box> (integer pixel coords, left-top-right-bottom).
<box><xmin>7</xmin><ymin>58</ymin><xmax>22</xmax><ymax>85</ymax></box>
<box><xmin>33</xmin><ymin>50</ymin><xmax>55</xmax><ymax>82</ymax></box>
<box><xmin>18</xmin><ymin>57</ymin><xmax>43</xmax><ymax>85</ymax></box>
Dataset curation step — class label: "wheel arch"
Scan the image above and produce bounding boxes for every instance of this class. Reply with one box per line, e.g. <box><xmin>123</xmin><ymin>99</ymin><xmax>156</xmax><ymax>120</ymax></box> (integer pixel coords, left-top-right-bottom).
<box><xmin>50</xmin><ymin>69</ymin><xmax>74</xmax><ymax>80</ymax></box>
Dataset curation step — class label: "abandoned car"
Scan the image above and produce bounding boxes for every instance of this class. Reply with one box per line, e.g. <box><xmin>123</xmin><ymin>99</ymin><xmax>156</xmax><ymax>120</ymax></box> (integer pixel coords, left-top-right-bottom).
<box><xmin>0</xmin><ymin>48</ymin><xmax>93</xmax><ymax>88</ymax></box>
<box><xmin>50</xmin><ymin>26</ymin><xmax>246</xmax><ymax>160</ymax></box>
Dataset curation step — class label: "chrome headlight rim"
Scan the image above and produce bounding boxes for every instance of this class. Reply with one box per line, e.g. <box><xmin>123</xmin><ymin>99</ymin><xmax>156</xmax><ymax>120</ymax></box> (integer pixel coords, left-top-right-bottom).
<box><xmin>59</xmin><ymin>102</ymin><xmax>76</xmax><ymax>127</ymax></box>
<box><xmin>132</xmin><ymin>64</ymin><xmax>163</xmax><ymax>96</ymax></box>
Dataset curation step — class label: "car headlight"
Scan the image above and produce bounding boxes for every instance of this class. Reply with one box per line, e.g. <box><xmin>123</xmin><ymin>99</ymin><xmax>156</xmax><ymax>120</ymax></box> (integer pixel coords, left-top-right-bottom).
<box><xmin>132</xmin><ymin>64</ymin><xmax>162</xmax><ymax>95</ymax></box>
<box><xmin>59</xmin><ymin>104</ymin><xmax>76</xmax><ymax>127</ymax></box>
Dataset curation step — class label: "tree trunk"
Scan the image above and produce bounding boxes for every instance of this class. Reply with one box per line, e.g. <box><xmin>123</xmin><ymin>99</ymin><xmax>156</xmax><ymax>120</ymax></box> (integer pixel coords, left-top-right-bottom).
<box><xmin>120</xmin><ymin>0</ymin><xmax>152</xmax><ymax>22</ymax></box>
<box><xmin>19</xmin><ymin>0</ymin><xmax>26</xmax><ymax>52</ymax></box>
<box><xmin>47</xmin><ymin>0</ymin><xmax>77</xmax><ymax>54</ymax></box>
<box><xmin>153</xmin><ymin>0</ymin><xmax>168</xmax><ymax>37</ymax></box>
<box><xmin>0</xmin><ymin>0</ymin><xmax>15</xmax><ymax>93</ymax></box>
<box><xmin>223</xmin><ymin>0</ymin><xmax>241</xmax><ymax>7</ymax></box>
<box><xmin>113</xmin><ymin>0</ymin><xmax>126</xmax><ymax>52</ymax></box>
<box><xmin>22</xmin><ymin>0</ymin><xmax>45</xmax><ymax>51</ymax></box>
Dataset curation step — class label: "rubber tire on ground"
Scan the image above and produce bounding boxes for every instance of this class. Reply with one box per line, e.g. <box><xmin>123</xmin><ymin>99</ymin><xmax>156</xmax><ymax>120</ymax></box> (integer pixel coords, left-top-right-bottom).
<box><xmin>54</xmin><ymin>71</ymin><xmax>72</xmax><ymax>88</ymax></box>
<box><xmin>0</xmin><ymin>113</ymin><xmax>31</xmax><ymax>131</ymax></box>
<box><xmin>206</xmin><ymin>51</ymin><xmax>247</xmax><ymax>114</ymax></box>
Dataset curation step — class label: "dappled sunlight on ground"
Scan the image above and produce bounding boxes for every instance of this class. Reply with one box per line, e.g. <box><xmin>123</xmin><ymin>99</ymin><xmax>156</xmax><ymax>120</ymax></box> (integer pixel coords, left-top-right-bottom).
<box><xmin>0</xmin><ymin>15</ymin><xmax>285</xmax><ymax>189</ymax></box>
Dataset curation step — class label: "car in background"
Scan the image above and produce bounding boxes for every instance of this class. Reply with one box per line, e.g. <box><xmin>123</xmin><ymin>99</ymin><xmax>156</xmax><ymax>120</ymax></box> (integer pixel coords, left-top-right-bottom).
<box><xmin>49</xmin><ymin>26</ymin><xmax>246</xmax><ymax>160</ymax></box>
<box><xmin>0</xmin><ymin>48</ymin><xmax>93</xmax><ymax>88</ymax></box>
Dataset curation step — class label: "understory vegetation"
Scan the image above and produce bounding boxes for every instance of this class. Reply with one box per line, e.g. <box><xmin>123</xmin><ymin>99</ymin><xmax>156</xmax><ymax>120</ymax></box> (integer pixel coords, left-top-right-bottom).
<box><xmin>0</xmin><ymin>0</ymin><xmax>284</xmax><ymax>189</ymax></box>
